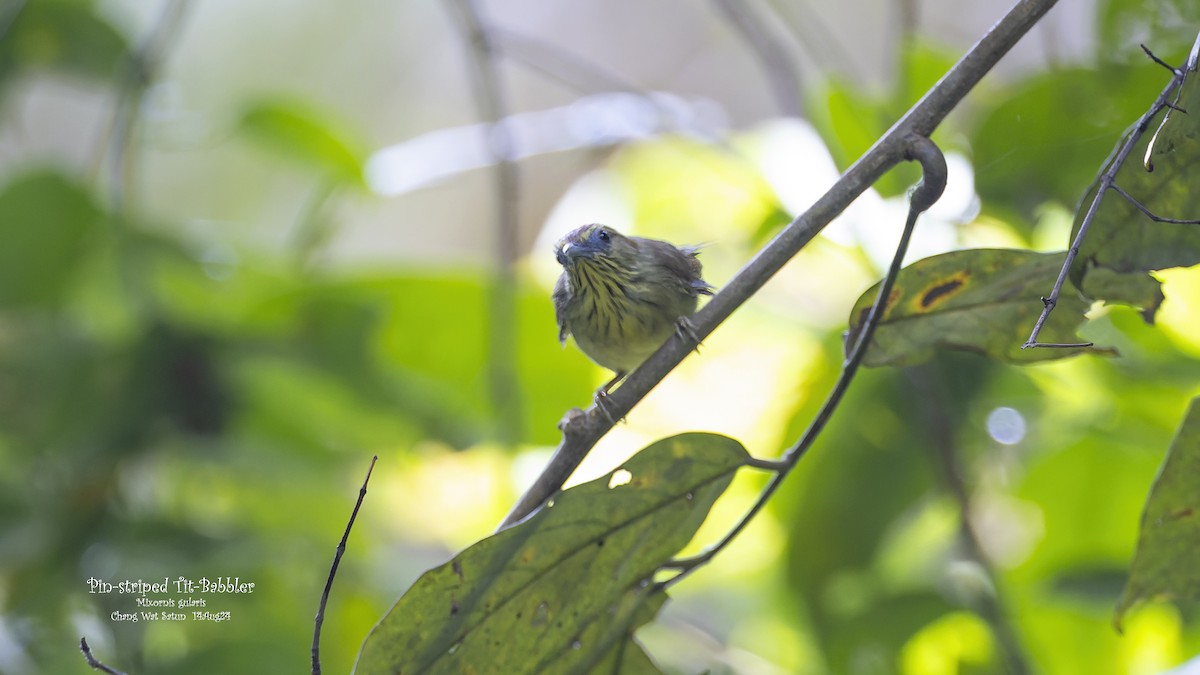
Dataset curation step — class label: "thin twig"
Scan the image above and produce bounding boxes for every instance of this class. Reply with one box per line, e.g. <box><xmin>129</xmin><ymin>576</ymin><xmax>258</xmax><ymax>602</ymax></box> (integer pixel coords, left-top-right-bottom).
<box><xmin>1141</xmin><ymin>43</ymin><xmax>1181</xmax><ymax>74</ymax></box>
<box><xmin>905</xmin><ymin>367</ymin><xmax>1032</xmax><ymax>675</ymax></box>
<box><xmin>660</xmin><ymin>136</ymin><xmax>946</xmax><ymax>582</ymax></box>
<box><xmin>712</xmin><ymin>0</ymin><xmax>804</xmax><ymax>117</ymax></box>
<box><xmin>312</xmin><ymin>455</ymin><xmax>378</xmax><ymax>675</ymax></box>
<box><xmin>1110</xmin><ymin>184</ymin><xmax>1200</xmax><ymax>224</ymax></box>
<box><xmin>79</xmin><ymin>637</ymin><xmax>127</xmax><ymax>675</ymax></box>
<box><xmin>1023</xmin><ymin>37</ymin><xmax>1199</xmax><ymax>348</ymax></box>
<box><xmin>447</xmin><ymin>0</ymin><xmax>523</xmax><ymax>446</ymax></box>
<box><xmin>500</xmin><ymin>0</ymin><xmax>1061</xmax><ymax>530</ymax></box>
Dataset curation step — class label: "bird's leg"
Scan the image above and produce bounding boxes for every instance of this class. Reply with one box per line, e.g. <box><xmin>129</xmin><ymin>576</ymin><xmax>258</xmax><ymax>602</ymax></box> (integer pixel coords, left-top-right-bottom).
<box><xmin>674</xmin><ymin>316</ymin><xmax>703</xmax><ymax>353</ymax></box>
<box><xmin>592</xmin><ymin>371</ymin><xmax>626</xmax><ymax>424</ymax></box>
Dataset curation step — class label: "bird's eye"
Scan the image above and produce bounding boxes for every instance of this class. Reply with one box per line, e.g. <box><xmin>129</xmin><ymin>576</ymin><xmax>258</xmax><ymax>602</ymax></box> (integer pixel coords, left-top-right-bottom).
<box><xmin>597</xmin><ymin>229</ymin><xmax>610</xmax><ymax>242</ymax></box>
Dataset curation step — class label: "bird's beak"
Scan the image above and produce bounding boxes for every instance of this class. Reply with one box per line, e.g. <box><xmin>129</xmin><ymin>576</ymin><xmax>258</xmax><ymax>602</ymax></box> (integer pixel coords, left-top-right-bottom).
<box><xmin>557</xmin><ymin>241</ymin><xmax>596</xmax><ymax>266</ymax></box>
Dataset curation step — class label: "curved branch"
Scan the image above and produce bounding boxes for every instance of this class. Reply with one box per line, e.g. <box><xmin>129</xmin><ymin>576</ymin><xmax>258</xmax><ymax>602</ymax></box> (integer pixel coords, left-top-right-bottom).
<box><xmin>500</xmin><ymin>0</ymin><xmax>1060</xmax><ymax>530</ymax></box>
<box><xmin>662</xmin><ymin>135</ymin><xmax>945</xmax><ymax>579</ymax></box>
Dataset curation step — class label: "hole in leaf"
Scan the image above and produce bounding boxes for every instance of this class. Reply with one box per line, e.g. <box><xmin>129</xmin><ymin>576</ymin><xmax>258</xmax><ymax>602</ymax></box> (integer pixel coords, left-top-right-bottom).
<box><xmin>608</xmin><ymin>468</ymin><xmax>633</xmax><ymax>489</ymax></box>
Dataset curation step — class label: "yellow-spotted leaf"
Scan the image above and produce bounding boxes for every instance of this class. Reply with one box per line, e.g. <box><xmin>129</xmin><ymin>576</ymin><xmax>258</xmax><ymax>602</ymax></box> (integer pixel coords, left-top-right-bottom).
<box><xmin>1115</xmin><ymin>397</ymin><xmax>1200</xmax><ymax>631</ymax></box>
<box><xmin>354</xmin><ymin>433</ymin><xmax>749</xmax><ymax>675</ymax></box>
<box><xmin>847</xmin><ymin>249</ymin><xmax>1098</xmax><ymax>367</ymax></box>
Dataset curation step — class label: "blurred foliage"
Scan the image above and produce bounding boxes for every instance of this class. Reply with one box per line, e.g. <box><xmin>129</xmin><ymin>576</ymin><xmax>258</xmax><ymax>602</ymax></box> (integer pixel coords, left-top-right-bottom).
<box><xmin>0</xmin><ymin>0</ymin><xmax>128</xmax><ymax>91</ymax></box>
<box><xmin>2</xmin><ymin>1</ymin><xmax>1200</xmax><ymax>675</ymax></box>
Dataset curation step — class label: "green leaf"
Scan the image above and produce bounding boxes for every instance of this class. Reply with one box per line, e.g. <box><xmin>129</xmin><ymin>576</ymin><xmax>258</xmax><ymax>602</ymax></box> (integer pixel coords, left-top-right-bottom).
<box><xmin>0</xmin><ymin>1</ymin><xmax>128</xmax><ymax>87</ymax></box>
<box><xmin>0</xmin><ymin>171</ymin><xmax>103</xmax><ymax>309</ymax></box>
<box><xmin>971</xmin><ymin>67</ymin><xmax>1163</xmax><ymax>225</ymax></box>
<box><xmin>354</xmin><ymin>433</ymin><xmax>750</xmax><ymax>675</ymax></box>
<box><xmin>1115</xmin><ymin>396</ymin><xmax>1200</xmax><ymax>630</ymax></box>
<box><xmin>1069</xmin><ymin>48</ymin><xmax>1200</xmax><ymax>318</ymax></box>
<box><xmin>238</xmin><ymin>98</ymin><xmax>366</xmax><ymax>185</ymax></box>
<box><xmin>847</xmin><ymin>249</ymin><xmax>1099</xmax><ymax>367</ymax></box>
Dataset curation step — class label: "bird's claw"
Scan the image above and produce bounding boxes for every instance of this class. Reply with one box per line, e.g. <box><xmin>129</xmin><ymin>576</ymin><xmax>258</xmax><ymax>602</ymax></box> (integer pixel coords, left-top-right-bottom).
<box><xmin>593</xmin><ymin>388</ymin><xmax>621</xmax><ymax>425</ymax></box>
<box><xmin>674</xmin><ymin>316</ymin><xmax>703</xmax><ymax>352</ymax></box>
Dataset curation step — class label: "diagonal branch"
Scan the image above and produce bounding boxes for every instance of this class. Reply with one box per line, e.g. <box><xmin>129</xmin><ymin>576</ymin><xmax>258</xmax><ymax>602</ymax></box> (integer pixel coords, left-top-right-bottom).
<box><xmin>500</xmin><ymin>0</ymin><xmax>1062</xmax><ymax>531</ymax></box>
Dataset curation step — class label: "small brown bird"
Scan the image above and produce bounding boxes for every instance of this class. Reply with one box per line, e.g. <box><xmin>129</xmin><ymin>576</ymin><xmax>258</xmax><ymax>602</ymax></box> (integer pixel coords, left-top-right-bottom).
<box><xmin>553</xmin><ymin>224</ymin><xmax>713</xmax><ymax>401</ymax></box>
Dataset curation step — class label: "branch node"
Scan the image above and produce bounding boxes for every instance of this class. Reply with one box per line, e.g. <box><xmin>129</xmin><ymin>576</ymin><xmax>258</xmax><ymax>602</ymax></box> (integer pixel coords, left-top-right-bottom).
<box><xmin>80</xmin><ymin>637</ymin><xmax>127</xmax><ymax>675</ymax></box>
<box><xmin>904</xmin><ymin>135</ymin><xmax>948</xmax><ymax>213</ymax></box>
<box><xmin>1141</xmin><ymin>44</ymin><xmax>1182</xmax><ymax>75</ymax></box>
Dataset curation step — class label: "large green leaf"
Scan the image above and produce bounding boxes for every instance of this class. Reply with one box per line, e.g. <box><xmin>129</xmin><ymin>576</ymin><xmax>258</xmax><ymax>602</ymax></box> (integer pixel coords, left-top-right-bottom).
<box><xmin>971</xmin><ymin>66</ymin><xmax>1165</xmax><ymax>227</ymax></box>
<box><xmin>0</xmin><ymin>171</ymin><xmax>103</xmax><ymax>309</ymax></box>
<box><xmin>1115</xmin><ymin>396</ymin><xmax>1200</xmax><ymax>630</ymax></box>
<box><xmin>847</xmin><ymin>249</ymin><xmax>1097</xmax><ymax>367</ymax></box>
<box><xmin>354</xmin><ymin>433</ymin><xmax>750</xmax><ymax>674</ymax></box>
<box><xmin>1069</xmin><ymin>41</ymin><xmax>1200</xmax><ymax>318</ymax></box>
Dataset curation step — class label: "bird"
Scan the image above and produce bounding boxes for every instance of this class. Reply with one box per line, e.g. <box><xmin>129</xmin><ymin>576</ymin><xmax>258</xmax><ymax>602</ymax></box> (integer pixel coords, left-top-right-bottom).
<box><xmin>552</xmin><ymin>224</ymin><xmax>713</xmax><ymax>408</ymax></box>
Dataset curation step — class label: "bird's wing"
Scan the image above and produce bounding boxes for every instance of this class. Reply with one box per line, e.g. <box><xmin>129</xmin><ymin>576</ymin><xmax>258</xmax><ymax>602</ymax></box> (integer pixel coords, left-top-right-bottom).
<box><xmin>552</xmin><ymin>273</ymin><xmax>571</xmax><ymax>343</ymax></box>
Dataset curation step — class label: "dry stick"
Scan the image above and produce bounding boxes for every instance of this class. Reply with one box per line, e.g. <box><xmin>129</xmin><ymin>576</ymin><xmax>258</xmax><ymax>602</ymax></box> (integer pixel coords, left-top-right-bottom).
<box><xmin>1022</xmin><ymin>37</ymin><xmax>1199</xmax><ymax>348</ymax></box>
<box><xmin>447</xmin><ymin>0</ymin><xmax>523</xmax><ymax>446</ymax></box>
<box><xmin>311</xmin><ymin>456</ymin><xmax>378</xmax><ymax>675</ymax></box>
<box><xmin>79</xmin><ymin>637</ymin><xmax>127</xmax><ymax>675</ymax></box>
<box><xmin>662</xmin><ymin>135</ymin><xmax>947</xmax><ymax>582</ymax></box>
<box><xmin>500</xmin><ymin>0</ymin><xmax>1062</xmax><ymax>531</ymax></box>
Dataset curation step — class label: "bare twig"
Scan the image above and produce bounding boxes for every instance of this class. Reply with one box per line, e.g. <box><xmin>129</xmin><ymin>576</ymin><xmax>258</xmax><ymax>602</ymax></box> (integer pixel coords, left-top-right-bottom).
<box><xmin>312</xmin><ymin>455</ymin><xmax>378</xmax><ymax>675</ymax></box>
<box><xmin>1022</xmin><ymin>36</ymin><xmax>1200</xmax><ymax>349</ymax></box>
<box><xmin>1110</xmin><ymin>184</ymin><xmax>1200</xmax><ymax>224</ymax></box>
<box><xmin>661</xmin><ymin>135</ymin><xmax>946</xmax><ymax>581</ymax></box>
<box><xmin>79</xmin><ymin>637</ymin><xmax>127</xmax><ymax>675</ymax></box>
<box><xmin>446</xmin><ymin>0</ymin><xmax>523</xmax><ymax>445</ymax></box>
<box><xmin>500</xmin><ymin>0</ymin><xmax>1062</xmax><ymax>530</ymax></box>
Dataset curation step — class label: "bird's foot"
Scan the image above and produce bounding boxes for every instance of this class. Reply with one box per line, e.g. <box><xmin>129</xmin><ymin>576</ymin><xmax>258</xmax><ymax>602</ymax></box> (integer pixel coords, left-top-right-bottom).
<box><xmin>675</xmin><ymin>316</ymin><xmax>703</xmax><ymax>352</ymax></box>
<box><xmin>592</xmin><ymin>388</ymin><xmax>622</xmax><ymax>425</ymax></box>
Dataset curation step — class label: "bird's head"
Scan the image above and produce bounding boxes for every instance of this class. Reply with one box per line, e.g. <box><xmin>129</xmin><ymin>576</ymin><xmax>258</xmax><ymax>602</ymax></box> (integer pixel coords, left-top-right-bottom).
<box><xmin>554</xmin><ymin>224</ymin><xmax>636</xmax><ymax>270</ymax></box>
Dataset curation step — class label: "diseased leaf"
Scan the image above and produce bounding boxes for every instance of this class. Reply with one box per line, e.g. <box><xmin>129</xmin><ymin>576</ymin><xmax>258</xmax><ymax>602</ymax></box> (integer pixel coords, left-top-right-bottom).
<box><xmin>1115</xmin><ymin>396</ymin><xmax>1200</xmax><ymax>630</ymax></box>
<box><xmin>847</xmin><ymin>249</ymin><xmax>1100</xmax><ymax>367</ymax></box>
<box><xmin>1069</xmin><ymin>39</ymin><xmax>1200</xmax><ymax>319</ymax></box>
<box><xmin>354</xmin><ymin>433</ymin><xmax>749</xmax><ymax>675</ymax></box>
